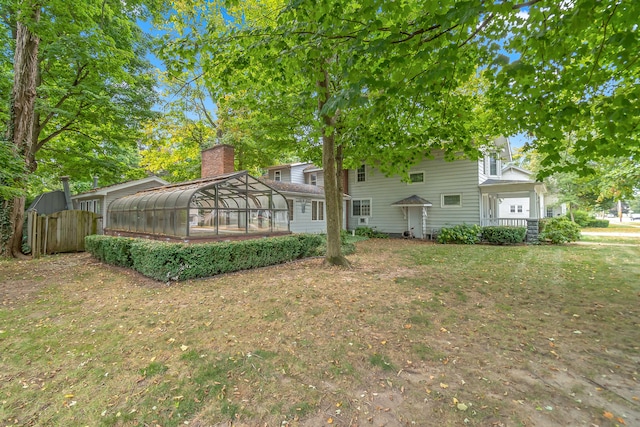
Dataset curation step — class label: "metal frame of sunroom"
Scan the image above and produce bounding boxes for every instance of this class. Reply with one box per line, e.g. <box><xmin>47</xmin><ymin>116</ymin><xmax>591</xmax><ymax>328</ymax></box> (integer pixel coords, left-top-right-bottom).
<box><xmin>107</xmin><ymin>171</ymin><xmax>290</xmax><ymax>239</ymax></box>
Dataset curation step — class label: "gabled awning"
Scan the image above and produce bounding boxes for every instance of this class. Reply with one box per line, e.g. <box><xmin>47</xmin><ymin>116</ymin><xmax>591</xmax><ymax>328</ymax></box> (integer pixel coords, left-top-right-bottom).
<box><xmin>391</xmin><ymin>195</ymin><xmax>433</xmax><ymax>207</ymax></box>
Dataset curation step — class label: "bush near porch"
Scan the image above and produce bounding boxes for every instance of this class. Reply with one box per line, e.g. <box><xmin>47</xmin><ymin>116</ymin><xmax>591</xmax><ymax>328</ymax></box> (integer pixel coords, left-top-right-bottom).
<box><xmin>437</xmin><ymin>225</ymin><xmax>528</xmax><ymax>245</ymax></box>
<box><xmin>85</xmin><ymin>234</ymin><xmax>323</xmax><ymax>282</ymax></box>
<box><xmin>481</xmin><ymin>226</ymin><xmax>527</xmax><ymax>244</ymax></box>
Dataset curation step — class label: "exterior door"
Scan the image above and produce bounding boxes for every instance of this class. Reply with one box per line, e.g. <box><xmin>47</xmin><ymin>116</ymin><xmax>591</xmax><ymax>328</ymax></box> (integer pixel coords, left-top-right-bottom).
<box><xmin>408</xmin><ymin>207</ymin><xmax>424</xmax><ymax>238</ymax></box>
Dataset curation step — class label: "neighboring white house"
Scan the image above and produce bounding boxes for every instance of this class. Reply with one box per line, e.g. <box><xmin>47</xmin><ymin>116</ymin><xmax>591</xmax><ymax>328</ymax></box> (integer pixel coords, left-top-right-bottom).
<box><xmin>543</xmin><ymin>193</ymin><xmax>568</xmax><ymax>217</ymax></box>
<box><xmin>496</xmin><ymin>165</ymin><xmax>546</xmax><ymax>219</ymax></box>
<box><xmin>346</xmin><ymin>137</ymin><xmax>547</xmax><ymax>238</ymax></box>
<box><xmin>72</xmin><ymin>176</ymin><xmax>168</xmax><ymax>234</ymax></box>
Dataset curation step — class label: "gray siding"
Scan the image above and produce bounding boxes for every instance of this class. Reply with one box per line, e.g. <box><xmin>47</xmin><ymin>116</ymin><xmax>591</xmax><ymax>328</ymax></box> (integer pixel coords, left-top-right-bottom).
<box><xmin>287</xmin><ymin>196</ymin><xmax>326</xmax><ymax>234</ymax></box>
<box><xmin>290</xmin><ymin>164</ymin><xmax>307</xmax><ymax>184</ymax></box>
<box><xmin>269</xmin><ymin>168</ymin><xmax>291</xmax><ymax>182</ymax></box>
<box><xmin>287</xmin><ymin>196</ymin><xmax>348</xmax><ymax>234</ymax></box>
<box><xmin>347</xmin><ymin>151</ymin><xmax>481</xmax><ymax>233</ymax></box>
<box><xmin>305</xmin><ymin>170</ymin><xmax>324</xmax><ymax>186</ymax></box>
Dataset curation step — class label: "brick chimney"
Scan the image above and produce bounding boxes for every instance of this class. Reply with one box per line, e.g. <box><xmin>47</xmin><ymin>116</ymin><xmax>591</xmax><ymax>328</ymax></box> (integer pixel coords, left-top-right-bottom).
<box><xmin>201</xmin><ymin>144</ymin><xmax>235</xmax><ymax>178</ymax></box>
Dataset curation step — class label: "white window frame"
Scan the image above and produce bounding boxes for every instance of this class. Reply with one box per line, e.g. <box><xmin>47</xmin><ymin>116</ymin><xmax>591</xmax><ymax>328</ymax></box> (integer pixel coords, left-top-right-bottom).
<box><xmin>352</xmin><ymin>198</ymin><xmax>372</xmax><ymax>217</ymax></box>
<box><xmin>407</xmin><ymin>171</ymin><xmax>424</xmax><ymax>184</ymax></box>
<box><xmin>274</xmin><ymin>170</ymin><xmax>281</xmax><ymax>182</ymax></box>
<box><xmin>510</xmin><ymin>205</ymin><xmax>516</xmax><ymax>213</ymax></box>
<box><xmin>311</xmin><ymin>200</ymin><xmax>324</xmax><ymax>221</ymax></box>
<box><xmin>356</xmin><ymin>165</ymin><xmax>366</xmax><ymax>182</ymax></box>
<box><xmin>309</xmin><ymin>173</ymin><xmax>317</xmax><ymax>186</ymax></box>
<box><xmin>489</xmin><ymin>154</ymin><xmax>499</xmax><ymax>176</ymax></box>
<box><xmin>517</xmin><ymin>205</ymin><xmax>523</xmax><ymax>213</ymax></box>
<box><xmin>80</xmin><ymin>199</ymin><xmax>100</xmax><ymax>214</ymax></box>
<box><xmin>441</xmin><ymin>193</ymin><xmax>462</xmax><ymax>208</ymax></box>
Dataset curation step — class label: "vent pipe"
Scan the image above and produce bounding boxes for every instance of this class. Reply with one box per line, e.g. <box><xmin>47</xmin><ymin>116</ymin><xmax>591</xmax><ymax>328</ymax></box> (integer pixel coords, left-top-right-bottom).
<box><xmin>60</xmin><ymin>176</ymin><xmax>73</xmax><ymax>210</ymax></box>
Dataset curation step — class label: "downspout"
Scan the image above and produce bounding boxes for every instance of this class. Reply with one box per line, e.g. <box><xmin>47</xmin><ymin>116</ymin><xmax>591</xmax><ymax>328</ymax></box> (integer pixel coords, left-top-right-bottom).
<box><xmin>343</xmin><ymin>169</ymin><xmax>349</xmax><ymax>230</ymax></box>
<box><xmin>60</xmin><ymin>176</ymin><xmax>73</xmax><ymax>210</ymax></box>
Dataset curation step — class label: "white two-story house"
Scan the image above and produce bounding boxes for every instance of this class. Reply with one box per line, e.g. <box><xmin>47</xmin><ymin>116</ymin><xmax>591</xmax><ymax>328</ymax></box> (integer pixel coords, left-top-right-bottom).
<box><xmin>345</xmin><ymin>137</ymin><xmax>546</xmax><ymax>238</ymax></box>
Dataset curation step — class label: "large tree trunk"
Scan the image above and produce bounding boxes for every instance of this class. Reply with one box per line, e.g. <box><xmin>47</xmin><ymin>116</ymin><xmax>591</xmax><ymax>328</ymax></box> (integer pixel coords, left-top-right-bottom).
<box><xmin>3</xmin><ymin>7</ymin><xmax>41</xmax><ymax>258</ymax></box>
<box><xmin>318</xmin><ymin>67</ymin><xmax>349</xmax><ymax>267</ymax></box>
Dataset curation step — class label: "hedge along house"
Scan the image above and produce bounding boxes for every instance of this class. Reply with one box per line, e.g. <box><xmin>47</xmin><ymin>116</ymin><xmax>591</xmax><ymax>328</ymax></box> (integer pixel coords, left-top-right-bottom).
<box><xmin>106</xmin><ymin>145</ymin><xmax>290</xmax><ymax>241</ymax></box>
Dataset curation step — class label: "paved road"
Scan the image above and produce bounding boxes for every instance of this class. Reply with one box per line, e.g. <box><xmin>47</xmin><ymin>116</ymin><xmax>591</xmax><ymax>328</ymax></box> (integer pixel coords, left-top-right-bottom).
<box><xmin>581</xmin><ymin>231</ymin><xmax>640</xmax><ymax>237</ymax></box>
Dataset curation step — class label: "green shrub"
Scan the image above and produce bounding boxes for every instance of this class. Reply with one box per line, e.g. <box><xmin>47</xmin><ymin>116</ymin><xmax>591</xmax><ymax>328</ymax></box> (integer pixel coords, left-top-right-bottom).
<box><xmin>85</xmin><ymin>235</ymin><xmax>135</xmax><ymax>267</ymax></box>
<box><xmin>86</xmin><ymin>234</ymin><xmax>323</xmax><ymax>282</ymax></box>
<box><xmin>567</xmin><ymin>210</ymin><xmax>594</xmax><ymax>227</ymax></box>
<box><xmin>354</xmin><ymin>226</ymin><xmax>388</xmax><ymax>238</ymax></box>
<box><xmin>481</xmin><ymin>226</ymin><xmax>526</xmax><ymax>245</ymax></box>
<box><xmin>586</xmin><ymin>219</ymin><xmax>609</xmax><ymax>228</ymax></box>
<box><xmin>539</xmin><ymin>217</ymin><xmax>581</xmax><ymax>244</ymax></box>
<box><xmin>437</xmin><ymin>224</ymin><xmax>481</xmax><ymax>244</ymax></box>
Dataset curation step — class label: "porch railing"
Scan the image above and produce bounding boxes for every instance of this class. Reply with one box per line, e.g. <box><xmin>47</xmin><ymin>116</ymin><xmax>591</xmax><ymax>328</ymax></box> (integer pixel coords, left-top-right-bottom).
<box><xmin>480</xmin><ymin>218</ymin><xmax>530</xmax><ymax>227</ymax></box>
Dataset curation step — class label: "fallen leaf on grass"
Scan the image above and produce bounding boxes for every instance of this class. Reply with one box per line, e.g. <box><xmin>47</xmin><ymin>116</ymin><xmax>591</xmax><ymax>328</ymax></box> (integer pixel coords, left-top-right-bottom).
<box><xmin>440</xmin><ymin>383</ymin><xmax>449</xmax><ymax>389</ymax></box>
<box><xmin>180</xmin><ymin>345</ymin><xmax>189</xmax><ymax>351</ymax></box>
<box><xmin>603</xmin><ymin>411</ymin><xmax>614</xmax><ymax>419</ymax></box>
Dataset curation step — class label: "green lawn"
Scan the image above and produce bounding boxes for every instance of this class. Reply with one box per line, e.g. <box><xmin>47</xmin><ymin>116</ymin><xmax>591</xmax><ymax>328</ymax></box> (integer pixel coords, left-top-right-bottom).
<box><xmin>1</xmin><ymin>240</ymin><xmax>639</xmax><ymax>426</ymax></box>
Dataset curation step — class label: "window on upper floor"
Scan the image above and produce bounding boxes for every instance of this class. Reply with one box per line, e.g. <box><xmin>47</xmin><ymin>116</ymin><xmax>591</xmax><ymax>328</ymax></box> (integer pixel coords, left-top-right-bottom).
<box><xmin>309</xmin><ymin>173</ymin><xmax>317</xmax><ymax>186</ymax></box>
<box><xmin>510</xmin><ymin>205</ymin><xmax>516</xmax><ymax>213</ymax></box>
<box><xmin>352</xmin><ymin>199</ymin><xmax>371</xmax><ymax>216</ymax></box>
<box><xmin>408</xmin><ymin>171</ymin><xmax>424</xmax><ymax>184</ymax></box>
<box><xmin>356</xmin><ymin>165</ymin><xmax>366</xmax><ymax>182</ymax></box>
<box><xmin>489</xmin><ymin>154</ymin><xmax>499</xmax><ymax>176</ymax></box>
<box><xmin>274</xmin><ymin>170</ymin><xmax>281</xmax><ymax>181</ymax></box>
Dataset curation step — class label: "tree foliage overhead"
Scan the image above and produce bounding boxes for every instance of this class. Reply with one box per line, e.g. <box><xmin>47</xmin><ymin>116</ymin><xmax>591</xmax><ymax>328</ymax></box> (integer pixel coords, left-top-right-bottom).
<box><xmin>485</xmin><ymin>0</ymin><xmax>640</xmax><ymax>177</ymax></box>
<box><xmin>1</xmin><ymin>0</ymin><xmax>165</xmax><ymax>191</ymax></box>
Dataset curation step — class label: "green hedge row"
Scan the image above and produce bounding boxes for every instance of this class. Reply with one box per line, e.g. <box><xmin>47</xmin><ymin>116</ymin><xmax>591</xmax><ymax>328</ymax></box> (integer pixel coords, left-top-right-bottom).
<box><xmin>481</xmin><ymin>226</ymin><xmax>527</xmax><ymax>244</ymax></box>
<box><xmin>85</xmin><ymin>234</ymin><xmax>324</xmax><ymax>282</ymax></box>
<box><xmin>437</xmin><ymin>224</ymin><xmax>527</xmax><ymax>245</ymax></box>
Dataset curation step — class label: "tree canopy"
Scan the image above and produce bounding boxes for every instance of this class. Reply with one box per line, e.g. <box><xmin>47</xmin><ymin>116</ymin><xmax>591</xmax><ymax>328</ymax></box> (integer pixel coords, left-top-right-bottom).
<box><xmin>0</xmin><ymin>0</ymin><xmax>166</xmax><ymax>256</ymax></box>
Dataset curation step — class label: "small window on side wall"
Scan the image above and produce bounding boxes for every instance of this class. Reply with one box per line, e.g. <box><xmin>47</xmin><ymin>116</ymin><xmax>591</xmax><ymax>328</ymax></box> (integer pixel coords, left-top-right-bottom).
<box><xmin>274</xmin><ymin>170</ymin><xmax>281</xmax><ymax>181</ymax></box>
<box><xmin>408</xmin><ymin>172</ymin><xmax>424</xmax><ymax>183</ymax></box>
<box><xmin>441</xmin><ymin>194</ymin><xmax>461</xmax><ymax>207</ymax></box>
<box><xmin>356</xmin><ymin>165</ymin><xmax>366</xmax><ymax>182</ymax></box>
<box><xmin>310</xmin><ymin>173</ymin><xmax>317</xmax><ymax>186</ymax></box>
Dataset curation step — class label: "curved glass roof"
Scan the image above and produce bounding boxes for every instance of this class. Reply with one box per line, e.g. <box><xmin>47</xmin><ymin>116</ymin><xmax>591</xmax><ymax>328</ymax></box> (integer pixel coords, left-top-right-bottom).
<box><xmin>108</xmin><ymin>171</ymin><xmax>289</xmax><ymax>238</ymax></box>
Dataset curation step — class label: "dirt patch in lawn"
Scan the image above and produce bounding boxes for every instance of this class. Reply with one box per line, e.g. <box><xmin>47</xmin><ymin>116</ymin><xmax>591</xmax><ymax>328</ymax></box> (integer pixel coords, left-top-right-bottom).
<box><xmin>1</xmin><ymin>239</ymin><xmax>639</xmax><ymax>427</ymax></box>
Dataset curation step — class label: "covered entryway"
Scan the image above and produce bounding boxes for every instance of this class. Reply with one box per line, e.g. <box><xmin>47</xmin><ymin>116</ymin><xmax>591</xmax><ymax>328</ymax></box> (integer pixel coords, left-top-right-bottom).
<box><xmin>479</xmin><ymin>180</ymin><xmax>546</xmax><ymax>226</ymax></box>
<box><xmin>391</xmin><ymin>195</ymin><xmax>433</xmax><ymax>239</ymax></box>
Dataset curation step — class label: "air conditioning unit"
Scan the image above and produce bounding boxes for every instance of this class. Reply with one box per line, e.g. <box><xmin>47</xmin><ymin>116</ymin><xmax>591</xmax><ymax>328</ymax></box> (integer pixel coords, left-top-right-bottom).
<box><xmin>359</xmin><ymin>217</ymin><xmax>368</xmax><ymax>225</ymax></box>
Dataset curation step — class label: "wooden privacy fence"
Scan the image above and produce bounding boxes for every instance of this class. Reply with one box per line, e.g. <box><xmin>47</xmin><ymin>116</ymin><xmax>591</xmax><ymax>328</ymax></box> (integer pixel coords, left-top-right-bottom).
<box><xmin>28</xmin><ymin>210</ymin><xmax>97</xmax><ymax>257</ymax></box>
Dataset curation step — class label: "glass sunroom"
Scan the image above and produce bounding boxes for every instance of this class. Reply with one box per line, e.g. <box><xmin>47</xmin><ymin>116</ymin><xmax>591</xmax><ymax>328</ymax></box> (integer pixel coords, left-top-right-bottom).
<box><xmin>107</xmin><ymin>171</ymin><xmax>290</xmax><ymax>239</ymax></box>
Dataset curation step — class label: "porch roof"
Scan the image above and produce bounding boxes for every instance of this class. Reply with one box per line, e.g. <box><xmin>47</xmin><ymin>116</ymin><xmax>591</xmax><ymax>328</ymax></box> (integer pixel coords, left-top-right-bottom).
<box><xmin>479</xmin><ymin>179</ymin><xmax>546</xmax><ymax>194</ymax></box>
<box><xmin>391</xmin><ymin>195</ymin><xmax>433</xmax><ymax>207</ymax></box>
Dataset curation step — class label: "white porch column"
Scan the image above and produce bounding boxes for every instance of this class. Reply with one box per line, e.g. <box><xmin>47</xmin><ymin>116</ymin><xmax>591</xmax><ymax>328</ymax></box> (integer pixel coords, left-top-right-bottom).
<box><xmin>529</xmin><ymin>191</ymin><xmax>539</xmax><ymax>219</ymax></box>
